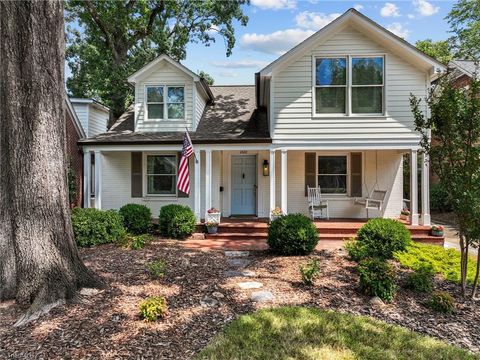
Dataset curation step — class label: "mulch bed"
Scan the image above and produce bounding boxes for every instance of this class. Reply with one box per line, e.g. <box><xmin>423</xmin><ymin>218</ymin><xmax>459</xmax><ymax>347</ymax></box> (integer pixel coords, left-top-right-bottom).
<box><xmin>1</xmin><ymin>239</ymin><xmax>479</xmax><ymax>359</ymax></box>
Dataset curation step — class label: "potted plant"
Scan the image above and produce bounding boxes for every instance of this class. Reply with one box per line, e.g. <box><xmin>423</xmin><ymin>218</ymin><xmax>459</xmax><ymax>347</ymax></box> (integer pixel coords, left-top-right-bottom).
<box><xmin>270</xmin><ymin>207</ymin><xmax>284</xmax><ymax>222</ymax></box>
<box><xmin>206</xmin><ymin>221</ymin><xmax>219</xmax><ymax>234</ymax></box>
<box><xmin>206</xmin><ymin>207</ymin><xmax>221</xmax><ymax>224</ymax></box>
<box><xmin>431</xmin><ymin>225</ymin><xmax>444</xmax><ymax>237</ymax></box>
<box><xmin>400</xmin><ymin>208</ymin><xmax>410</xmax><ymax>221</ymax></box>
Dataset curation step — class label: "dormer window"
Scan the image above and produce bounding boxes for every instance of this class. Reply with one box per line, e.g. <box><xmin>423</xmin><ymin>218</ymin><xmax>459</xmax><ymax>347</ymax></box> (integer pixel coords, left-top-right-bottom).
<box><xmin>146</xmin><ymin>85</ymin><xmax>185</xmax><ymax>120</ymax></box>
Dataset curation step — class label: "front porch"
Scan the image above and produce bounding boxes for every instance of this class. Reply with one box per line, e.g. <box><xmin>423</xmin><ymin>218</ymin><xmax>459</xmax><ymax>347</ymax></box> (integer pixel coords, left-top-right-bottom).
<box><xmin>184</xmin><ymin>217</ymin><xmax>443</xmax><ymax>251</ymax></box>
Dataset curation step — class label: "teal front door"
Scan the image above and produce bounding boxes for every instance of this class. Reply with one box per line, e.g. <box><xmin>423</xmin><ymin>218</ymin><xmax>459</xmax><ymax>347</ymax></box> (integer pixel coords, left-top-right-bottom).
<box><xmin>231</xmin><ymin>155</ymin><xmax>257</xmax><ymax>215</ymax></box>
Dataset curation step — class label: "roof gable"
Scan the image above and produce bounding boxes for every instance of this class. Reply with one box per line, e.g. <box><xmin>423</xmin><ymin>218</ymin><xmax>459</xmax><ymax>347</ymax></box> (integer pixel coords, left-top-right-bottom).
<box><xmin>127</xmin><ymin>54</ymin><xmax>200</xmax><ymax>84</ymax></box>
<box><xmin>259</xmin><ymin>8</ymin><xmax>446</xmax><ymax>76</ymax></box>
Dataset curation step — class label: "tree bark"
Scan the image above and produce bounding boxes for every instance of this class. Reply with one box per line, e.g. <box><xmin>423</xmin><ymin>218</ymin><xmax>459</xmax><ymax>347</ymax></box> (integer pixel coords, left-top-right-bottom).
<box><xmin>0</xmin><ymin>0</ymin><xmax>103</xmax><ymax>326</ymax></box>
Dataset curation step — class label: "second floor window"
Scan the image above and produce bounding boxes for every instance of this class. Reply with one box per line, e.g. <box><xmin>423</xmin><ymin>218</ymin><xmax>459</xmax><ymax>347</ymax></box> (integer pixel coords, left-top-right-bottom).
<box><xmin>315</xmin><ymin>56</ymin><xmax>384</xmax><ymax>115</ymax></box>
<box><xmin>146</xmin><ymin>86</ymin><xmax>185</xmax><ymax>120</ymax></box>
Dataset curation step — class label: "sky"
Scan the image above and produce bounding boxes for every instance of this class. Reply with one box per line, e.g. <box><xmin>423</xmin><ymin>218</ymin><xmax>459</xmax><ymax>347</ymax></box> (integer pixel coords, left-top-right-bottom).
<box><xmin>181</xmin><ymin>0</ymin><xmax>454</xmax><ymax>85</ymax></box>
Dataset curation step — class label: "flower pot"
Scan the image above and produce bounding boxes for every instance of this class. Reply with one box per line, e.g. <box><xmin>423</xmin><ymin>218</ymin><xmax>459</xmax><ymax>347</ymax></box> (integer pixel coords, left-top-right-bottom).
<box><xmin>206</xmin><ymin>212</ymin><xmax>221</xmax><ymax>224</ymax></box>
<box><xmin>431</xmin><ymin>230</ymin><xmax>444</xmax><ymax>237</ymax></box>
<box><xmin>270</xmin><ymin>214</ymin><xmax>283</xmax><ymax>222</ymax></box>
<box><xmin>207</xmin><ymin>226</ymin><xmax>218</xmax><ymax>234</ymax></box>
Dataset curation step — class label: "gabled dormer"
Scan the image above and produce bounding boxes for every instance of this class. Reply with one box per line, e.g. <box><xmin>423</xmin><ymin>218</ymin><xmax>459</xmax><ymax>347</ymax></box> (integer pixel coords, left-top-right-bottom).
<box><xmin>127</xmin><ymin>54</ymin><xmax>214</xmax><ymax>133</ymax></box>
<box><xmin>70</xmin><ymin>98</ymin><xmax>110</xmax><ymax>137</ymax></box>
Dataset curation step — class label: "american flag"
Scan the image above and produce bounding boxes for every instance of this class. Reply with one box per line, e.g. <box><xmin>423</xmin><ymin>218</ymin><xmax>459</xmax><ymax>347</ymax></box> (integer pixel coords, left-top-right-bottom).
<box><xmin>177</xmin><ymin>131</ymin><xmax>194</xmax><ymax>194</ymax></box>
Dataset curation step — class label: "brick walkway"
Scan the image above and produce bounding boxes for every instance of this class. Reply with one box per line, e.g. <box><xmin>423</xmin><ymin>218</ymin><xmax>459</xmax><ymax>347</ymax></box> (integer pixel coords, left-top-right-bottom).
<box><xmin>181</xmin><ymin>238</ymin><xmax>344</xmax><ymax>251</ymax></box>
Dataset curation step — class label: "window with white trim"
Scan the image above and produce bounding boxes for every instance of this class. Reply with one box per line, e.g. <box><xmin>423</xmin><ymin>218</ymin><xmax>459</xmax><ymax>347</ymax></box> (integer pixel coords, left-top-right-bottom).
<box><xmin>318</xmin><ymin>156</ymin><xmax>347</xmax><ymax>194</ymax></box>
<box><xmin>314</xmin><ymin>56</ymin><xmax>384</xmax><ymax>115</ymax></box>
<box><xmin>146</xmin><ymin>86</ymin><xmax>185</xmax><ymax>120</ymax></box>
<box><xmin>146</xmin><ymin>154</ymin><xmax>177</xmax><ymax>195</ymax></box>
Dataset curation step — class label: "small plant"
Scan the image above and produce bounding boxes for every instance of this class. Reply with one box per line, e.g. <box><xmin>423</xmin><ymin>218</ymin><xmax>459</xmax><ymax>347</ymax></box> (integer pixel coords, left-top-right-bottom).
<box><xmin>119</xmin><ymin>203</ymin><xmax>152</xmax><ymax>234</ymax></box>
<box><xmin>147</xmin><ymin>260</ymin><xmax>168</xmax><ymax>278</ymax></box>
<box><xmin>431</xmin><ymin>225</ymin><xmax>444</xmax><ymax>237</ymax></box>
<box><xmin>271</xmin><ymin>207</ymin><xmax>284</xmax><ymax>217</ymax></box>
<box><xmin>357</xmin><ymin>218</ymin><xmax>411</xmax><ymax>260</ymax></box>
<box><xmin>159</xmin><ymin>204</ymin><xmax>196</xmax><ymax>239</ymax></box>
<box><xmin>139</xmin><ymin>296</ymin><xmax>168</xmax><ymax>322</ymax></box>
<box><xmin>401</xmin><ymin>208</ymin><xmax>411</xmax><ymax>216</ymax></box>
<box><xmin>358</xmin><ymin>258</ymin><xmax>397</xmax><ymax>302</ymax></box>
<box><xmin>205</xmin><ymin>221</ymin><xmax>219</xmax><ymax>234</ymax></box>
<box><xmin>122</xmin><ymin>233</ymin><xmax>153</xmax><ymax>250</ymax></box>
<box><xmin>405</xmin><ymin>265</ymin><xmax>435</xmax><ymax>293</ymax></box>
<box><xmin>429</xmin><ymin>291</ymin><xmax>455</xmax><ymax>314</ymax></box>
<box><xmin>300</xmin><ymin>258</ymin><xmax>320</xmax><ymax>286</ymax></box>
<box><xmin>71</xmin><ymin>208</ymin><xmax>126</xmax><ymax>247</ymax></box>
<box><xmin>268</xmin><ymin>213</ymin><xmax>318</xmax><ymax>255</ymax></box>
<box><xmin>207</xmin><ymin>207</ymin><xmax>220</xmax><ymax>214</ymax></box>
<box><xmin>344</xmin><ymin>240</ymin><xmax>369</xmax><ymax>262</ymax></box>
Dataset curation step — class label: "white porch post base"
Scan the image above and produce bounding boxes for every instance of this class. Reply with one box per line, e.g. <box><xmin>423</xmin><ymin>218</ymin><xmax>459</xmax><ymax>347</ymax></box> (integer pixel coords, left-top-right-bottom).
<box><xmin>280</xmin><ymin>149</ymin><xmax>287</xmax><ymax>214</ymax></box>
<box><xmin>421</xmin><ymin>214</ymin><xmax>431</xmax><ymax>226</ymax></box>
<box><xmin>94</xmin><ymin>151</ymin><xmax>102</xmax><ymax>209</ymax></box>
<box><xmin>83</xmin><ymin>151</ymin><xmax>91</xmax><ymax>208</ymax></box>
<box><xmin>269</xmin><ymin>149</ymin><xmax>276</xmax><ymax>218</ymax></box>
<box><xmin>420</xmin><ymin>151</ymin><xmax>431</xmax><ymax>226</ymax></box>
<box><xmin>410</xmin><ymin>149</ymin><xmax>419</xmax><ymax>226</ymax></box>
<box><xmin>411</xmin><ymin>214</ymin><xmax>420</xmax><ymax>226</ymax></box>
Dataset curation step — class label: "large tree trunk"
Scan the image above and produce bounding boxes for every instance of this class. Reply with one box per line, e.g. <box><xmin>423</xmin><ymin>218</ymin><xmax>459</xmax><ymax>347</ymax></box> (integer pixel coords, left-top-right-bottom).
<box><xmin>0</xmin><ymin>0</ymin><xmax>103</xmax><ymax>326</ymax></box>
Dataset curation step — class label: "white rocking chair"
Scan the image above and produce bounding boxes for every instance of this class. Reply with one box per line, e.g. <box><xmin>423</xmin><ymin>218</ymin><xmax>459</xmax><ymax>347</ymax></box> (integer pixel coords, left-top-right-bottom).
<box><xmin>354</xmin><ymin>189</ymin><xmax>387</xmax><ymax>219</ymax></box>
<box><xmin>307</xmin><ymin>186</ymin><xmax>329</xmax><ymax>220</ymax></box>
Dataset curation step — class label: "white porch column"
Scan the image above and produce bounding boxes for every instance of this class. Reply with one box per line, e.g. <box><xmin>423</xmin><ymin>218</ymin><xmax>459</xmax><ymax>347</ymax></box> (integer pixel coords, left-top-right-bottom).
<box><xmin>410</xmin><ymin>149</ymin><xmax>419</xmax><ymax>225</ymax></box>
<box><xmin>94</xmin><ymin>150</ymin><xmax>102</xmax><ymax>209</ymax></box>
<box><xmin>205</xmin><ymin>149</ymin><xmax>212</xmax><ymax>218</ymax></box>
<box><xmin>269</xmin><ymin>149</ymin><xmax>276</xmax><ymax>217</ymax></box>
<box><xmin>420</xmin><ymin>151</ymin><xmax>431</xmax><ymax>225</ymax></box>
<box><xmin>194</xmin><ymin>149</ymin><xmax>201</xmax><ymax>221</ymax></box>
<box><xmin>83</xmin><ymin>151</ymin><xmax>91</xmax><ymax>208</ymax></box>
<box><xmin>280</xmin><ymin>149</ymin><xmax>288</xmax><ymax>214</ymax></box>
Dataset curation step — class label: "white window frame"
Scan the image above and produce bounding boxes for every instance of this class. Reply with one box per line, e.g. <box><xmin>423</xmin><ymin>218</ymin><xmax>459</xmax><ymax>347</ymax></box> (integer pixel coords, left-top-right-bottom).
<box><xmin>316</xmin><ymin>153</ymin><xmax>350</xmax><ymax>196</ymax></box>
<box><xmin>145</xmin><ymin>84</ymin><xmax>186</xmax><ymax>121</ymax></box>
<box><xmin>143</xmin><ymin>153</ymin><xmax>178</xmax><ymax>197</ymax></box>
<box><xmin>313</xmin><ymin>56</ymin><xmax>348</xmax><ymax>115</ymax></box>
<box><xmin>312</xmin><ymin>54</ymin><xmax>386</xmax><ymax>117</ymax></box>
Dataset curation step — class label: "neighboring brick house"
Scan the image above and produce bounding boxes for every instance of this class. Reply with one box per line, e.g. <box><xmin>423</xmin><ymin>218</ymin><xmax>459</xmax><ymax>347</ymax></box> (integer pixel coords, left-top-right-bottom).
<box><xmin>66</xmin><ymin>97</ymin><xmax>110</xmax><ymax>208</ymax></box>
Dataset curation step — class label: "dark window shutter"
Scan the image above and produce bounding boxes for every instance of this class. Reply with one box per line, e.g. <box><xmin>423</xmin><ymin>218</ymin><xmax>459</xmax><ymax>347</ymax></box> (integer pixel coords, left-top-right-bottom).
<box><xmin>305</xmin><ymin>152</ymin><xmax>316</xmax><ymax>196</ymax></box>
<box><xmin>351</xmin><ymin>152</ymin><xmax>362</xmax><ymax>197</ymax></box>
<box><xmin>131</xmin><ymin>152</ymin><xmax>143</xmax><ymax>198</ymax></box>
<box><xmin>177</xmin><ymin>152</ymin><xmax>189</xmax><ymax>198</ymax></box>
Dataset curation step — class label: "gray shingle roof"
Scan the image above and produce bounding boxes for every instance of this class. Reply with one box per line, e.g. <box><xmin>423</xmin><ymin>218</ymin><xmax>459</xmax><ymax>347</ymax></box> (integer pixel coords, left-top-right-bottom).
<box><xmin>79</xmin><ymin>85</ymin><xmax>270</xmax><ymax>145</ymax></box>
<box><xmin>450</xmin><ymin>60</ymin><xmax>479</xmax><ymax>79</ymax></box>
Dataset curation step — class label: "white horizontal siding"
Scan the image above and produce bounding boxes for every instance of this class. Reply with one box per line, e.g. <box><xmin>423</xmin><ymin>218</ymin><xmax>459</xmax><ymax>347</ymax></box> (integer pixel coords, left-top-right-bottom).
<box><xmin>272</xmin><ymin>25</ymin><xmax>427</xmax><ymax>146</ymax></box>
<box><xmin>135</xmin><ymin>61</ymin><xmax>194</xmax><ymax>132</ymax></box>
<box><xmin>71</xmin><ymin>103</ymin><xmax>88</xmax><ymax>135</ymax></box>
<box><xmin>88</xmin><ymin>107</ymin><xmax>108</xmax><ymax>136</ymax></box>
<box><xmin>194</xmin><ymin>84</ymin><xmax>207</xmax><ymax>130</ymax></box>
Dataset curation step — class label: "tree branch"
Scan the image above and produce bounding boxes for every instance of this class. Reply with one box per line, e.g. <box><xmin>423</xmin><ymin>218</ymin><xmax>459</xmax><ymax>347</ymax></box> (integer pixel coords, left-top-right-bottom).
<box><xmin>130</xmin><ymin>0</ymin><xmax>165</xmax><ymax>43</ymax></box>
<box><xmin>83</xmin><ymin>1</ymin><xmax>116</xmax><ymax>58</ymax></box>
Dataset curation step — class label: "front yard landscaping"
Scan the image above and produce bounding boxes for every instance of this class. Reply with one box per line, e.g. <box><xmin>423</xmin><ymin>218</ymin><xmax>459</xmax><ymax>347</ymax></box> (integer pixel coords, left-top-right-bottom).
<box><xmin>1</xmin><ymin>238</ymin><xmax>480</xmax><ymax>359</ymax></box>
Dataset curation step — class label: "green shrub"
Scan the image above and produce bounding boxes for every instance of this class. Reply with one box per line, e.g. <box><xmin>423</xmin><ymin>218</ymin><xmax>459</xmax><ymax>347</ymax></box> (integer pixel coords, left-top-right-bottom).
<box><xmin>404</xmin><ymin>265</ymin><xmax>435</xmax><ymax>293</ymax></box>
<box><xmin>159</xmin><ymin>204</ymin><xmax>196</xmax><ymax>239</ymax></box>
<box><xmin>429</xmin><ymin>291</ymin><xmax>455</xmax><ymax>314</ymax></box>
<box><xmin>358</xmin><ymin>258</ymin><xmax>397</xmax><ymax>302</ymax></box>
<box><xmin>344</xmin><ymin>240</ymin><xmax>369</xmax><ymax>262</ymax></box>
<box><xmin>268</xmin><ymin>214</ymin><xmax>318</xmax><ymax>256</ymax></box>
<box><xmin>430</xmin><ymin>183</ymin><xmax>452</xmax><ymax>212</ymax></box>
<box><xmin>357</xmin><ymin>219</ymin><xmax>411</xmax><ymax>260</ymax></box>
<box><xmin>147</xmin><ymin>260</ymin><xmax>168</xmax><ymax>278</ymax></box>
<box><xmin>139</xmin><ymin>296</ymin><xmax>168</xmax><ymax>322</ymax></box>
<box><xmin>394</xmin><ymin>242</ymin><xmax>478</xmax><ymax>284</ymax></box>
<box><xmin>119</xmin><ymin>204</ymin><xmax>152</xmax><ymax>234</ymax></box>
<box><xmin>71</xmin><ymin>208</ymin><xmax>126</xmax><ymax>247</ymax></box>
<box><xmin>300</xmin><ymin>258</ymin><xmax>320</xmax><ymax>286</ymax></box>
<box><xmin>121</xmin><ymin>233</ymin><xmax>153</xmax><ymax>250</ymax></box>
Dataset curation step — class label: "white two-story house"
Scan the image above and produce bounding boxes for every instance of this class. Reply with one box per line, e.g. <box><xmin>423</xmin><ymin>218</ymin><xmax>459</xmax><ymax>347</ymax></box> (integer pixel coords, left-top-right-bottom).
<box><xmin>79</xmin><ymin>9</ymin><xmax>445</xmax><ymax>227</ymax></box>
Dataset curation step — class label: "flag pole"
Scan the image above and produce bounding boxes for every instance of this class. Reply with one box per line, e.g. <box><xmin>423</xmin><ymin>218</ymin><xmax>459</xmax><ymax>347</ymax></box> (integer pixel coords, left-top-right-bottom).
<box><xmin>185</xmin><ymin>127</ymin><xmax>198</xmax><ymax>164</ymax></box>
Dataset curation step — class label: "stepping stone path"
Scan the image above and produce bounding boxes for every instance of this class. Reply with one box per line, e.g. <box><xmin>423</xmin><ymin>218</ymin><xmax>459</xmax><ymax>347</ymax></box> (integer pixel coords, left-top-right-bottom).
<box><xmin>237</xmin><ymin>281</ymin><xmax>263</xmax><ymax>290</ymax></box>
<box><xmin>251</xmin><ymin>291</ymin><xmax>274</xmax><ymax>303</ymax></box>
<box><xmin>223</xmin><ymin>250</ymin><xmax>276</xmax><ymax>303</ymax></box>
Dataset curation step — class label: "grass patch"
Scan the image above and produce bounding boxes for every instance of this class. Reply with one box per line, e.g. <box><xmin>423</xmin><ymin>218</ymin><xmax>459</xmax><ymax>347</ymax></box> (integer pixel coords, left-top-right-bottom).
<box><xmin>394</xmin><ymin>243</ymin><xmax>478</xmax><ymax>284</ymax></box>
<box><xmin>197</xmin><ymin>307</ymin><xmax>476</xmax><ymax>360</ymax></box>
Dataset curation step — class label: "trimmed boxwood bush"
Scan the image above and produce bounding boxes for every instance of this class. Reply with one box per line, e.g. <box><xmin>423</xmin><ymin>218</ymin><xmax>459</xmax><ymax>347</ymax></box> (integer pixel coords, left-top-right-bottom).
<box><xmin>119</xmin><ymin>203</ymin><xmax>152</xmax><ymax>234</ymax></box>
<box><xmin>404</xmin><ymin>265</ymin><xmax>435</xmax><ymax>293</ymax></box>
<box><xmin>268</xmin><ymin>214</ymin><xmax>318</xmax><ymax>255</ymax></box>
<box><xmin>429</xmin><ymin>291</ymin><xmax>455</xmax><ymax>314</ymax></box>
<box><xmin>159</xmin><ymin>204</ymin><xmax>196</xmax><ymax>239</ymax></box>
<box><xmin>357</xmin><ymin>218</ymin><xmax>411</xmax><ymax>260</ymax></box>
<box><xmin>358</xmin><ymin>258</ymin><xmax>397</xmax><ymax>302</ymax></box>
<box><xmin>71</xmin><ymin>208</ymin><xmax>125</xmax><ymax>247</ymax></box>
<box><xmin>344</xmin><ymin>240</ymin><xmax>369</xmax><ymax>262</ymax></box>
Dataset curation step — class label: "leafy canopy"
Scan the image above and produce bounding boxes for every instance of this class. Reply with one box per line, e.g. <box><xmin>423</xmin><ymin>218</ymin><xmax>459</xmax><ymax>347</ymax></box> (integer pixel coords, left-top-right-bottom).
<box><xmin>415</xmin><ymin>39</ymin><xmax>453</xmax><ymax>65</ymax></box>
<box><xmin>65</xmin><ymin>0</ymin><xmax>248</xmax><ymax>118</ymax></box>
<box><xmin>447</xmin><ymin>0</ymin><xmax>480</xmax><ymax>59</ymax></box>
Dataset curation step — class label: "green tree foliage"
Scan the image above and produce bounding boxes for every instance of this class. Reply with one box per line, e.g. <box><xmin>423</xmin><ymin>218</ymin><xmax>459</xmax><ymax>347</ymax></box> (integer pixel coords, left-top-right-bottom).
<box><xmin>410</xmin><ymin>74</ymin><xmax>480</xmax><ymax>297</ymax></box>
<box><xmin>65</xmin><ymin>0</ymin><xmax>248</xmax><ymax>118</ymax></box>
<box><xmin>447</xmin><ymin>0</ymin><xmax>480</xmax><ymax>59</ymax></box>
<box><xmin>415</xmin><ymin>39</ymin><xmax>453</xmax><ymax>64</ymax></box>
<box><xmin>198</xmin><ymin>70</ymin><xmax>215</xmax><ymax>85</ymax></box>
